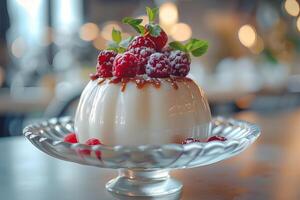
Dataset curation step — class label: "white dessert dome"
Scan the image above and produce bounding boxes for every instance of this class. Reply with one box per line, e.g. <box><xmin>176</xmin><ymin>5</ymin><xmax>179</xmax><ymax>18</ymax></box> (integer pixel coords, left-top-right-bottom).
<box><xmin>74</xmin><ymin>77</ymin><xmax>211</xmax><ymax>145</ymax></box>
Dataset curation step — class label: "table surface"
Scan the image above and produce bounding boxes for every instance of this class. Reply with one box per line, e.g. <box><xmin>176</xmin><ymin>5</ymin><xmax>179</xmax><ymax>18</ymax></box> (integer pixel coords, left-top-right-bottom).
<box><xmin>1</xmin><ymin>110</ymin><xmax>300</xmax><ymax>200</ymax></box>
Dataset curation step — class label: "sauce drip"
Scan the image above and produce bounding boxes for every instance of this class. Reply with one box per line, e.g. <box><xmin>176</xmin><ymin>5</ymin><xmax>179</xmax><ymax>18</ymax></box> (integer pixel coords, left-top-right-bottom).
<box><xmin>93</xmin><ymin>76</ymin><xmax>192</xmax><ymax>92</ymax></box>
<box><xmin>89</xmin><ymin>73</ymin><xmax>99</xmax><ymax>81</ymax></box>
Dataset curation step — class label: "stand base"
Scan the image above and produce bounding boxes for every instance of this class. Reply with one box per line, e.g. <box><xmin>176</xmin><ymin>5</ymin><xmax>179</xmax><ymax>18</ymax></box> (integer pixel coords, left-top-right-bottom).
<box><xmin>106</xmin><ymin>169</ymin><xmax>182</xmax><ymax>198</ymax></box>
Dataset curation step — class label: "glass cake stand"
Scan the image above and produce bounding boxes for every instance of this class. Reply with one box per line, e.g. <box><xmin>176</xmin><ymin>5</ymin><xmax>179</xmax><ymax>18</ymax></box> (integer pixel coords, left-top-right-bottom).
<box><xmin>23</xmin><ymin>117</ymin><xmax>260</xmax><ymax>198</ymax></box>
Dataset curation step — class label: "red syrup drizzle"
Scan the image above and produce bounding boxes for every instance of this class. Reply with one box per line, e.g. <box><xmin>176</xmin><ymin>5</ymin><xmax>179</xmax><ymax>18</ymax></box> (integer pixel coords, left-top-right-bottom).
<box><xmin>165</xmin><ymin>78</ymin><xmax>179</xmax><ymax>90</ymax></box>
<box><xmin>93</xmin><ymin>76</ymin><xmax>193</xmax><ymax>92</ymax></box>
<box><xmin>89</xmin><ymin>73</ymin><xmax>99</xmax><ymax>81</ymax></box>
<box><xmin>98</xmin><ymin>78</ymin><xmax>106</xmax><ymax>85</ymax></box>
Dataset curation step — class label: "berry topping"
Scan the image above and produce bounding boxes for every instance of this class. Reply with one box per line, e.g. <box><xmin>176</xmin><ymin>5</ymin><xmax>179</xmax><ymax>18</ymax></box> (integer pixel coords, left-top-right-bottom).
<box><xmin>169</xmin><ymin>50</ymin><xmax>191</xmax><ymax>77</ymax></box>
<box><xmin>63</xmin><ymin>133</ymin><xmax>78</xmax><ymax>143</ymax></box>
<box><xmin>97</xmin><ymin>50</ymin><xmax>117</xmax><ymax>77</ymax></box>
<box><xmin>80</xmin><ymin>138</ymin><xmax>102</xmax><ymax>158</ymax></box>
<box><xmin>98</xmin><ymin>50</ymin><xmax>117</xmax><ymax>64</ymax></box>
<box><xmin>161</xmin><ymin>46</ymin><xmax>172</xmax><ymax>57</ymax></box>
<box><xmin>129</xmin><ymin>47</ymin><xmax>155</xmax><ymax>74</ymax></box>
<box><xmin>96</xmin><ymin>64</ymin><xmax>113</xmax><ymax>78</ymax></box>
<box><xmin>146</xmin><ymin>53</ymin><xmax>171</xmax><ymax>78</ymax></box>
<box><xmin>86</xmin><ymin>138</ymin><xmax>102</xmax><ymax>146</ymax></box>
<box><xmin>207</xmin><ymin>136</ymin><xmax>227</xmax><ymax>142</ymax></box>
<box><xmin>113</xmin><ymin>52</ymin><xmax>139</xmax><ymax>77</ymax></box>
<box><xmin>127</xmin><ymin>36</ymin><xmax>156</xmax><ymax>51</ymax></box>
<box><xmin>88</xmin><ymin>6</ymin><xmax>209</xmax><ymax>80</ymax></box>
<box><xmin>145</xmin><ymin>24</ymin><xmax>168</xmax><ymax>51</ymax></box>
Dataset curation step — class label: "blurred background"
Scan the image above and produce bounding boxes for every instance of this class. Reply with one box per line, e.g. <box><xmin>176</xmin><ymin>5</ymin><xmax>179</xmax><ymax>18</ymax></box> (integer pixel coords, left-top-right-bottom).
<box><xmin>0</xmin><ymin>0</ymin><xmax>300</xmax><ymax>137</ymax></box>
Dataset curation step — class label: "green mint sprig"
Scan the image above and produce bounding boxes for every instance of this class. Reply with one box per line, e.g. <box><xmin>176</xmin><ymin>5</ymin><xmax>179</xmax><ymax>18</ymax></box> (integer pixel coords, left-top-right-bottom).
<box><xmin>122</xmin><ymin>17</ymin><xmax>146</xmax><ymax>34</ymax></box>
<box><xmin>122</xmin><ymin>7</ymin><xmax>162</xmax><ymax>37</ymax></box>
<box><xmin>146</xmin><ymin>7</ymin><xmax>158</xmax><ymax>23</ymax></box>
<box><xmin>169</xmin><ymin>39</ymin><xmax>209</xmax><ymax>57</ymax></box>
<box><xmin>107</xmin><ymin>28</ymin><xmax>133</xmax><ymax>53</ymax></box>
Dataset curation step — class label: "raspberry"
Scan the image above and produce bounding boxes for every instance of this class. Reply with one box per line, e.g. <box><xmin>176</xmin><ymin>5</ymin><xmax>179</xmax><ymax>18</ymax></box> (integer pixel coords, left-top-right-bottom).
<box><xmin>127</xmin><ymin>36</ymin><xmax>156</xmax><ymax>51</ymax></box>
<box><xmin>129</xmin><ymin>47</ymin><xmax>155</xmax><ymax>74</ymax></box>
<box><xmin>207</xmin><ymin>136</ymin><xmax>227</xmax><ymax>142</ymax></box>
<box><xmin>63</xmin><ymin>133</ymin><xmax>78</xmax><ymax>143</ymax></box>
<box><xmin>97</xmin><ymin>50</ymin><xmax>117</xmax><ymax>77</ymax></box>
<box><xmin>145</xmin><ymin>24</ymin><xmax>168</xmax><ymax>51</ymax></box>
<box><xmin>169</xmin><ymin>50</ymin><xmax>191</xmax><ymax>77</ymax></box>
<box><xmin>86</xmin><ymin>138</ymin><xmax>102</xmax><ymax>145</ymax></box>
<box><xmin>98</xmin><ymin>50</ymin><xmax>117</xmax><ymax>64</ymax></box>
<box><xmin>146</xmin><ymin>53</ymin><xmax>171</xmax><ymax>78</ymax></box>
<box><xmin>80</xmin><ymin>138</ymin><xmax>102</xmax><ymax>159</ymax></box>
<box><xmin>161</xmin><ymin>46</ymin><xmax>172</xmax><ymax>57</ymax></box>
<box><xmin>96</xmin><ymin>64</ymin><xmax>112</xmax><ymax>78</ymax></box>
<box><xmin>113</xmin><ymin>52</ymin><xmax>139</xmax><ymax>77</ymax></box>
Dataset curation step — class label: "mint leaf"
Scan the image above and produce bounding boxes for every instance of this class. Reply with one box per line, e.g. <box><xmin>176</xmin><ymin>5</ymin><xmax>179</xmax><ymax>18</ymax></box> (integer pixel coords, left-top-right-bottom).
<box><xmin>112</xmin><ymin>28</ymin><xmax>122</xmax><ymax>44</ymax></box>
<box><xmin>118</xmin><ymin>47</ymin><xmax>126</xmax><ymax>53</ymax></box>
<box><xmin>136</xmin><ymin>25</ymin><xmax>146</xmax><ymax>34</ymax></box>
<box><xmin>107</xmin><ymin>46</ymin><xmax>118</xmax><ymax>52</ymax></box>
<box><xmin>185</xmin><ymin>39</ymin><xmax>208</xmax><ymax>57</ymax></box>
<box><xmin>147</xmin><ymin>24</ymin><xmax>161</xmax><ymax>37</ymax></box>
<box><xmin>122</xmin><ymin>17</ymin><xmax>143</xmax><ymax>25</ymax></box>
<box><xmin>146</xmin><ymin>7</ymin><xmax>158</xmax><ymax>23</ymax></box>
<box><xmin>120</xmin><ymin>36</ymin><xmax>134</xmax><ymax>48</ymax></box>
<box><xmin>122</xmin><ymin>17</ymin><xmax>145</xmax><ymax>34</ymax></box>
<box><xmin>169</xmin><ymin>41</ymin><xmax>187</xmax><ymax>52</ymax></box>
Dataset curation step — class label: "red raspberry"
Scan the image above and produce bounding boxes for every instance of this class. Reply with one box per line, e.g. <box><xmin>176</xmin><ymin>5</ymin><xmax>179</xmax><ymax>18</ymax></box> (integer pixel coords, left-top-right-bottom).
<box><xmin>98</xmin><ymin>50</ymin><xmax>117</xmax><ymax>64</ymax></box>
<box><xmin>96</xmin><ymin>64</ymin><xmax>112</xmax><ymax>78</ymax></box>
<box><xmin>161</xmin><ymin>46</ymin><xmax>172</xmax><ymax>57</ymax></box>
<box><xmin>63</xmin><ymin>133</ymin><xmax>78</xmax><ymax>143</ymax></box>
<box><xmin>207</xmin><ymin>136</ymin><xmax>227</xmax><ymax>142</ymax></box>
<box><xmin>97</xmin><ymin>50</ymin><xmax>117</xmax><ymax>77</ymax></box>
<box><xmin>127</xmin><ymin>36</ymin><xmax>156</xmax><ymax>51</ymax></box>
<box><xmin>80</xmin><ymin>138</ymin><xmax>102</xmax><ymax>158</ymax></box>
<box><xmin>146</xmin><ymin>53</ymin><xmax>171</xmax><ymax>78</ymax></box>
<box><xmin>113</xmin><ymin>52</ymin><xmax>139</xmax><ymax>77</ymax></box>
<box><xmin>169</xmin><ymin>50</ymin><xmax>191</xmax><ymax>77</ymax></box>
<box><xmin>86</xmin><ymin>138</ymin><xmax>102</xmax><ymax>145</ymax></box>
<box><xmin>129</xmin><ymin>47</ymin><xmax>155</xmax><ymax>74</ymax></box>
<box><xmin>145</xmin><ymin>24</ymin><xmax>168</xmax><ymax>51</ymax></box>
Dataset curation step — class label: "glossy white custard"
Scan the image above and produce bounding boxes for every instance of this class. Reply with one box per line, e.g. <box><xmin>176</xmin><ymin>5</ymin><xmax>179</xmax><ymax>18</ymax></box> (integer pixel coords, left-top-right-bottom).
<box><xmin>74</xmin><ymin>77</ymin><xmax>211</xmax><ymax>145</ymax></box>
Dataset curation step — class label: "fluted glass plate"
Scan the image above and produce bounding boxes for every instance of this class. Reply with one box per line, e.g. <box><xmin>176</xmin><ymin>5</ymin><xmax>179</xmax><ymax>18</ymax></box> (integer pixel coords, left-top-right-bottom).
<box><xmin>24</xmin><ymin>116</ymin><xmax>260</xmax><ymax>197</ymax></box>
<box><xmin>23</xmin><ymin>117</ymin><xmax>260</xmax><ymax>169</ymax></box>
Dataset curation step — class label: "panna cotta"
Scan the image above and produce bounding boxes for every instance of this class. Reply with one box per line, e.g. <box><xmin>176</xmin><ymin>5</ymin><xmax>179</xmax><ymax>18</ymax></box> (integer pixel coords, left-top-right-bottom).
<box><xmin>73</xmin><ymin>7</ymin><xmax>211</xmax><ymax>145</ymax></box>
<box><xmin>74</xmin><ymin>77</ymin><xmax>211</xmax><ymax>145</ymax></box>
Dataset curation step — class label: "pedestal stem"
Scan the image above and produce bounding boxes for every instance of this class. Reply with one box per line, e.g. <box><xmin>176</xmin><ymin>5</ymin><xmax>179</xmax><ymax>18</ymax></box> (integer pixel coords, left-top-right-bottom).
<box><xmin>106</xmin><ymin>169</ymin><xmax>182</xmax><ymax>197</ymax></box>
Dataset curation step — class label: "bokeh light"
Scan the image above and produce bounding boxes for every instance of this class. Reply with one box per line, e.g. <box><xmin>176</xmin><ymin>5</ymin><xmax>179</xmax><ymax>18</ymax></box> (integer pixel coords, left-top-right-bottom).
<box><xmin>92</xmin><ymin>35</ymin><xmax>106</xmax><ymax>50</ymax></box>
<box><xmin>171</xmin><ymin>23</ymin><xmax>192</xmax><ymax>41</ymax></box>
<box><xmin>238</xmin><ymin>25</ymin><xmax>256</xmax><ymax>48</ymax></box>
<box><xmin>297</xmin><ymin>16</ymin><xmax>300</xmax><ymax>31</ymax></box>
<box><xmin>79</xmin><ymin>22</ymin><xmax>99</xmax><ymax>41</ymax></box>
<box><xmin>11</xmin><ymin>37</ymin><xmax>26</xmax><ymax>58</ymax></box>
<box><xmin>284</xmin><ymin>0</ymin><xmax>300</xmax><ymax>17</ymax></box>
<box><xmin>101</xmin><ymin>21</ymin><xmax>122</xmax><ymax>41</ymax></box>
<box><xmin>159</xmin><ymin>2</ymin><xmax>178</xmax><ymax>25</ymax></box>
